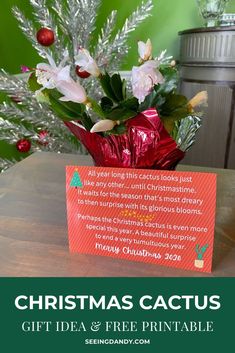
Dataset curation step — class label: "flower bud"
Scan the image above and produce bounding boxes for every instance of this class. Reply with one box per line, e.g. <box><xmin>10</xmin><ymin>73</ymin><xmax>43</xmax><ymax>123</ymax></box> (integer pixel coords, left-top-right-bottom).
<box><xmin>188</xmin><ymin>91</ymin><xmax>208</xmax><ymax>109</ymax></box>
<box><xmin>138</xmin><ymin>39</ymin><xmax>152</xmax><ymax>61</ymax></box>
<box><xmin>90</xmin><ymin>119</ymin><xmax>117</xmax><ymax>133</ymax></box>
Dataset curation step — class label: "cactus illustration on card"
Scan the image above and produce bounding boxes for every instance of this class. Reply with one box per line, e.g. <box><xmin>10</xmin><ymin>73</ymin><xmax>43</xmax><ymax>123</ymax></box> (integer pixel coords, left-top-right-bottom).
<box><xmin>194</xmin><ymin>244</ymin><xmax>209</xmax><ymax>268</ymax></box>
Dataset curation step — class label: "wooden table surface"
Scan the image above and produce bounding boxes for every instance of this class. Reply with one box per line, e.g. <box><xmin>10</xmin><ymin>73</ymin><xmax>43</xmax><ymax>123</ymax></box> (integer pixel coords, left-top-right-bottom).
<box><xmin>0</xmin><ymin>152</ymin><xmax>234</xmax><ymax>277</ymax></box>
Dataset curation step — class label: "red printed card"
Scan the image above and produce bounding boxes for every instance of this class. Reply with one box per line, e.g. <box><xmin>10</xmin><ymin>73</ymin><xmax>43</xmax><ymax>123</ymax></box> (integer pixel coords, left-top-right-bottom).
<box><xmin>66</xmin><ymin>166</ymin><xmax>217</xmax><ymax>273</ymax></box>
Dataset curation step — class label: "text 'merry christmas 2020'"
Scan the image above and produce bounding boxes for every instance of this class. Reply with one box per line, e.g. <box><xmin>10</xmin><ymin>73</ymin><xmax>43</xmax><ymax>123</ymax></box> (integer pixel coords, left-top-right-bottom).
<box><xmin>66</xmin><ymin>166</ymin><xmax>216</xmax><ymax>273</ymax></box>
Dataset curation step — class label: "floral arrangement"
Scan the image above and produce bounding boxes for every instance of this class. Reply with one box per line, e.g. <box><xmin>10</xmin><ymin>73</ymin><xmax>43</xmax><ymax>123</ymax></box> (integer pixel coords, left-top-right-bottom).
<box><xmin>27</xmin><ymin>37</ymin><xmax>207</xmax><ymax>169</ymax></box>
<box><xmin>0</xmin><ymin>0</ymin><xmax>207</xmax><ymax>171</ymax></box>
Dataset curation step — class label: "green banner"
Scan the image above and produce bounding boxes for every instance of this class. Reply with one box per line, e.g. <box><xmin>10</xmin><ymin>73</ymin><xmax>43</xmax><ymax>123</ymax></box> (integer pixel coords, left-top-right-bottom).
<box><xmin>0</xmin><ymin>278</ymin><xmax>233</xmax><ymax>352</ymax></box>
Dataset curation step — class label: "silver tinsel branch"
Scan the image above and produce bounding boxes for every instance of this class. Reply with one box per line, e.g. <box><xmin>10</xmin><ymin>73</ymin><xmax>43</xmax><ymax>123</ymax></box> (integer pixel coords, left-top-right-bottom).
<box><xmin>11</xmin><ymin>0</ymin><xmax>153</xmax><ymax>90</ymax></box>
<box><xmin>1</xmin><ymin>0</ymin><xmax>153</xmax><ymax>172</ymax></box>
<box><xmin>100</xmin><ymin>0</ymin><xmax>154</xmax><ymax>70</ymax></box>
<box><xmin>175</xmin><ymin>115</ymin><xmax>202</xmax><ymax>152</ymax></box>
<box><xmin>94</xmin><ymin>0</ymin><xmax>153</xmax><ymax>70</ymax></box>
<box><xmin>0</xmin><ymin>117</ymin><xmax>35</xmax><ymax>141</ymax></box>
<box><xmin>0</xmin><ymin>70</ymin><xmax>82</xmax><ymax>173</ymax></box>
<box><xmin>30</xmin><ymin>0</ymin><xmax>54</xmax><ymax>27</ymax></box>
<box><xmin>13</xmin><ymin>1</ymin><xmax>65</xmax><ymax>63</ymax></box>
<box><xmin>29</xmin><ymin>0</ymin><xmax>66</xmax><ymax>61</ymax></box>
<box><xmin>12</xmin><ymin>7</ymin><xmax>48</xmax><ymax>60</ymax></box>
<box><xmin>0</xmin><ymin>157</ymin><xmax>24</xmax><ymax>173</ymax></box>
<box><xmin>93</xmin><ymin>10</ymin><xmax>118</xmax><ymax>67</ymax></box>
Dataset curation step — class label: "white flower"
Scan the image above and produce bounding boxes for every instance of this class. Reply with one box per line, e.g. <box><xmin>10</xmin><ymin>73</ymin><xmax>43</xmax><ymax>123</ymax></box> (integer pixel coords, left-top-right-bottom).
<box><xmin>138</xmin><ymin>39</ymin><xmax>152</xmax><ymax>61</ymax></box>
<box><xmin>75</xmin><ymin>48</ymin><xmax>100</xmax><ymax>77</ymax></box>
<box><xmin>131</xmin><ymin>60</ymin><xmax>164</xmax><ymax>103</ymax></box>
<box><xmin>36</xmin><ymin>53</ymin><xmax>71</xmax><ymax>90</ymax></box>
<box><xmin>90</xmin><ymin>119</ymin><xmax>117</xmax><ymax>133</ymax></box>
<box><xmin>56</xmin><ymin>79</ymin><xmax>87</xmax><ymax>104</ymax></box>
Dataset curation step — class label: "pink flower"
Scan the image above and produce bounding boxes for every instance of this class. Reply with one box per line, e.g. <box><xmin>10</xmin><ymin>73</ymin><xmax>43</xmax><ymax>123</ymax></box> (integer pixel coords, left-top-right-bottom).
<box><xmin>131</xmin><ymin>60</ymin><xmax>164</xmax><ymax>103</ymax></box>
<box><xmin>21</xmin><ymin>65</ymin><xmax>31</xmax><ymax>73</ymax></box>
<box><xmin>36</xmin><ymin>53</ymin><xmax>88</xmax><ymax>104</ymax></box>
<box><xmin>75</xmin><ymin>48</ymin><xmax>100</xmax><ymax>77</ymax></box>
<box><xmin>138</xmin><ymin>39</ymin><xmax>152</xmax><ymax>61</ymax></box>
<box><xmin>56</xmin><ymin>79</ymin><xmax>87</xmax><ymax>104</ymax></box>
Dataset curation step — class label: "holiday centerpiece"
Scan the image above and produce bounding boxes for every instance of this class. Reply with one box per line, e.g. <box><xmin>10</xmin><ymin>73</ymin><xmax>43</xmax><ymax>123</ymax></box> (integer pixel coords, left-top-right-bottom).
<box><xmin>29</xmin><ymin>40</ymin><xmax>206</xmax><ymax>170</ymax></box>
<box><xmin>0</xmin><ymin>0</ymin><xmax>207</xmax><ymax>171</ymax></box>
